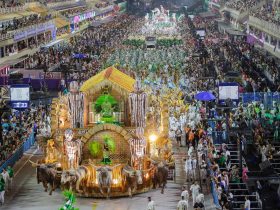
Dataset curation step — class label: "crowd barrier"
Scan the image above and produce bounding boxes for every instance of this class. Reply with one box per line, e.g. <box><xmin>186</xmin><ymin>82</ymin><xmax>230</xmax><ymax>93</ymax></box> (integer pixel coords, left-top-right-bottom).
<box><xmin>208</xmin><ymin>120</ymin><xmax>229</xmax><ymax>144</ymax></box>
<box><xmin>240</xmin><ymin>92</ymin><xmax>280</xmax><ymax>109</ymax></box>
<box><xmin>212</xmin><ymin>131</ymin><xmax>228</xmax><ymax>144</ymax></box>
<box><xmin>0</xmin><ymin>133</ymin><xmax>35</xmax><ymax>172</ymax></box>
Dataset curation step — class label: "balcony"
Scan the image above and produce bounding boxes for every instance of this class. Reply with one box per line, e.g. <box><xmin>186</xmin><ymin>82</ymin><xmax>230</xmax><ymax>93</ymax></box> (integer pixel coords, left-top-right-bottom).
<box><xmin>222</xmin><ymin>0</ymin><xmax>267</xmax><ymax>21</ymax></box>
<box><xmin>248</xmin><ymin>16</ymin><xmax>280</xmax><ymax>37</ymax></box>
<box><xmin>222</xmin><ymin>6</ymin><xmax>241</xmax><ymax>19</ymax></box>
<box><xmin>0</xmin><ymin>5</ymin><xmax>25</xmax><ymax>14</ymax></box>
<box><xmin>0</xmin><ymin>20</ymin><xmax>55</xmax><ymax>43</ymax></box>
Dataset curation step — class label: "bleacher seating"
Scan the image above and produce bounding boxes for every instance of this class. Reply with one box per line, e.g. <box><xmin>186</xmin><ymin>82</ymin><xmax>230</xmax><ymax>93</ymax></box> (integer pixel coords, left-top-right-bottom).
<box><xmin>215</xmin><ymin>143</ymin><xmax>262</xmax><ymax>210</ymax></box>
<box><xmin>270</xmin><ymin>142</ymin><xmax>280</xmax><ymax>176</ymax></box>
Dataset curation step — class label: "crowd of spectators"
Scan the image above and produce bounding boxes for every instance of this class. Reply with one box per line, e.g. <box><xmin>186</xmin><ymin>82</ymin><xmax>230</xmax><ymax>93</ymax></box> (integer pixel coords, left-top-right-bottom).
<box><xmin>56</xmin><ymin>27</ymin><xmax>69</xmax><ymax>37</ymax></box>
<box><xmin>3</xmin><ymin>31</ymin><xmax>52</xmax><ymax>56</ymax></box>
<box><xmin>43</xmin><ymin>0</ymin><xmax>74</xmax><ymax>3</ymax></box>
<box><xmin>0</xmin><ymin>105</ymin><xmax>50</xmax><ymax>165</ymax></box>
<box><xmin>95</xmin><ymin>1</ymin><xmax>110</xmax><ymax>9</ymax></box>
<box><xmin>0</xmin><ymin>14</ymin><xmax>53</xmax><ymax>34</ymax></box>
<box><xmin>226</xmin><ymin>0</ymin><xmax>261</xmax><ymax>12</ymax></box>
<box><xmin>60</xmin><ymin>7</ymin><xmax>87</xmax><ymax>18</ymax></box>
<box><xmin>22</xmin><ymin>11</ymin><xmax>280</xmax><ymax>94</ymax></box>
<box><xmin>0</xmin><ymin>0</ymin><xmax>23</xmax><ymax>8</ymax></box>
<box><xmin>180</xmin><ymin>15</ymin><xmax>279</xmax><ymax>94</ymax></box>
<box><xmin>24</xmin><ymin>14</ymin><xmax>141</xmax><ymax>81</ymax></box>
<box><xmin>250</xmin><ymin>2</ymin><xmax>280</xmax><ymax>26</ymax></box>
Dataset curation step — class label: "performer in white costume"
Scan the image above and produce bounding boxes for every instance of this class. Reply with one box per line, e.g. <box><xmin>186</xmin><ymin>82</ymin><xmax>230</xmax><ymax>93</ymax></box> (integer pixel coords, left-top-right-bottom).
<box><xmin>190</xmin><ymin>182</ymin><xmax>200</xmax><ymax>206</ymax></box>
<box><xmin>181</xmin><ymin>186</ymin><xmax>189</xmax><ymax>208</ymax></box>
<box><xmin>185</xmin><ymin>157</ymin><xmax>193</xmax><ymax>181</ymax></box>
<box><xmin>191</xmin><ymin>157</ymin><xmax>197</xmax><ymax>179</ymax></box>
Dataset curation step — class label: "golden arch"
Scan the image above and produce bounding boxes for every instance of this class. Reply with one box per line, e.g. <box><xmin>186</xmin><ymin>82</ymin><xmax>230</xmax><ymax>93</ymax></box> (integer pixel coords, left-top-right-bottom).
<box><xmin>81</xmin><ymin>124</ymin><xmax>133</xmax><ymax>144</ymax></box>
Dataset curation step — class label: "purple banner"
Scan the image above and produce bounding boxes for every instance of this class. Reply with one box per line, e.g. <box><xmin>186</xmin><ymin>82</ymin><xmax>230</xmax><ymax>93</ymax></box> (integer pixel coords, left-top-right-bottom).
<box><xmin>247</xmin><ymin>34</ymin><xmax>264</xmax><ymax>47</ymax></box>
<box><xmin>71</xmin><ymin>11</ymin><xmax>96</xmax><ymax>24</ymax></box>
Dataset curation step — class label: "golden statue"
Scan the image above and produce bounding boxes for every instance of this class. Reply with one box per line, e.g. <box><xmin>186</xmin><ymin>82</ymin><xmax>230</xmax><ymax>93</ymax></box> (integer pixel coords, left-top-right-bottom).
<box><xmin>45</xmin><ymin>139</ymin><xmax>57</xmax><ymax>163</ymax></box>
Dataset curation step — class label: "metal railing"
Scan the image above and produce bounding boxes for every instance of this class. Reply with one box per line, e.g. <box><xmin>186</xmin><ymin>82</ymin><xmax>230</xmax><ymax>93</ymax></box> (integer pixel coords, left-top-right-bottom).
<box><xmin>240</xmin><ymin>92</ymin><xmax>280</xmax><ymax>109</ymax></box>
<box><xmin>212</xmin><ymin>131</ymin><xmax>228</xmax><ymax>144</ymax></box>
<box><xmin>0</xmin><ymin>20</ymin><xmax>55</xmax><ymax>42</ymax></box>
<box><xmin>249</xmin><ymin>16</ymin><xmax>280</xmax><ymax>37</ymax></box>
<box><xmin>0</xmin><ymin>33</ymin><xmax>13</xmax><ymax>41</ymax></box>
<box><xmin>13</xmin><ymin>19</ymin><xmax>55</xmax><ymax>35</ymax></box>
<box><xmin>0</xmin><ymin>132</ymin><xmax>35</xmax><ymax>171</ymax></box>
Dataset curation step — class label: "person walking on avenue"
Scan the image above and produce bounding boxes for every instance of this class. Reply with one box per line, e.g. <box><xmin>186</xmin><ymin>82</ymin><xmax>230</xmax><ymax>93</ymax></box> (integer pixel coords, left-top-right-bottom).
<box><xmin>190</xmin><ymin>181</ymin><xmax>200</xmax><ymax>206</ymax></box>
<box><xmin>244</xmin><ymin>196</ymin><xmax>251</xmax><ymax>210</ymax></box>
<box><xmin>192</xmin><ymin>157</ymin><xmax>197</xmax><ymax>179</ymax></box>
<box><xmin>194</xmin><ymin>191</ymin><xmax>205</xmax><ymax>209</ymax></box>
<box><xmin>181</xmin><ymin>186</ymin><xmax>189</xmax><ymax>208</ymax></box>
<box><xmin>177</xmin><ymin>196</ymin><xmax>188</xmax><ymax>210</ymax></box>
<box><xmin>7</xmin><ymin>166</ymin><xmax>14</xmax><ymax>191</ymax></box>
<box><xmin>0</xmin><ymin>174</ymin><xmax>5</xmax><ymax>205</ymax></box>
<box><xmin>185</xmin><ymin>157</ymin><xmax>193</xmax><ymax>182</ymax></box>
<box><xmin>176</xmin><ymin>127</ymin><xmax>182</xmax><ymax>147</ymax></box>
<box><xmin>1</xmin><ymin>169</ymin><xmax>9</xmax><ymax>192</ymax></box>
<box><xmin>147</xmin><ymin>196</ymin><xmax>155</xmax><ymax>210</ymax></box>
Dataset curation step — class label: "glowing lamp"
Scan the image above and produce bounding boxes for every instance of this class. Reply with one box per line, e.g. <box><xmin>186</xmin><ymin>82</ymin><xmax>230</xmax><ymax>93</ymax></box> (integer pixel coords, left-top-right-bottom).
<box><xmin>149</xmin><ymin>134</ymin><xmax>157</xmax><ymax>142</ymax></box>
<box><xmin>113</xmin><ymin>179</ymin><xmax>119</xmax><ymax>185</ymax></box>
<box><xmin>145</xmin><ymin>173</ymin><xmax>149</xmax><ymax>179</ymax></box>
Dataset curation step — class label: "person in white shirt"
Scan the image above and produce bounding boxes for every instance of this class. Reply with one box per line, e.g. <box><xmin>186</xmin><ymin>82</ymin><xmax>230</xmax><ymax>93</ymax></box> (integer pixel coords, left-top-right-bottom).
<box><xmin>195</xmin><ymin>192</ymin><xmax>204</xmax><ymax>204</ymax></box>
<box><xmin>177</xmin><ymin>196</ymin><xmax>188</xmax><ymax>210</ymax></box>
<box><xmin>200</xmin><ymin>160</ymin><xmax>207</xmax><ymax>181</ymax></box>
<box><xmin>225</xmin><ymin>149</ymin><xmax>231</xmax><ymax>169</ymax></box>
<box><xmin>244</xmin><ymin>196</ymin><xmax>250</xmax><ymax>210</ymax></box>
<box><xmin>185</xmin><ymin>157</ymin><xmax>193</xmax><ymax>181</ymax></box>
<box><xmin>188</xmin><ymin>145</ymin><xmax>194</xmax><ymax>157</ymax></box>
<box><xmin>192</xmin><ymin>157</ymin><xmax>197</xmax><ymax>178</ymax></box>
<box><xmin>190</xmin><ymin>181</ymin><xmax>200</xmax><ymax>206</ymax></box>
<box><xmin>147</xmin><ymin>196</ymin><xmax>155</xmax><ymax>210</ymax></box>
<box><xmin>181</xmin><ymin>186</ymin><xmax>189</xmax><ymax>208</ymax></box>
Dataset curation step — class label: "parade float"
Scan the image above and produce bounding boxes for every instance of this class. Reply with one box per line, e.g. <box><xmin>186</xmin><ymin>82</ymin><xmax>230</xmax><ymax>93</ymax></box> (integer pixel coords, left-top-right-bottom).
<box><xmin>41</xmin><ymin>66</ymin><xmax>171</xmax><ymax>198</ymax></box>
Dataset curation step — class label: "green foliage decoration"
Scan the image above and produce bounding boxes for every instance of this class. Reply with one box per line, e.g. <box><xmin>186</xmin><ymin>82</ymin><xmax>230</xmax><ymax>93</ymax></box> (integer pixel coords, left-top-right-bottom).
<box><xmin>93</xmin><ymin>94</ymin><xmax>118</xmax><ymax>113</ymax></box>
<box><xmin>103</xmin><ymin>135</ymin><xmax>116</xmax><ymax>152</ymax></box>
<box><xmin>88</xmin><ymin>141</ymin><xmax>102</xmax><ymax>158</ymax></box>
<box><xmin>59</xmin><ymin>190</ymin><xmax>79</xmax><ymax>210</ymax></box>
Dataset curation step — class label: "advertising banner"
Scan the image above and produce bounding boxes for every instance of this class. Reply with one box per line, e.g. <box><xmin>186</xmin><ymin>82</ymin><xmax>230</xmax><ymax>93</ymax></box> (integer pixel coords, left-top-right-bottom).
<box><xmin>14</xmin><ymin>23</ymin><xmax>56</xmax><ymax>42</ymax></box>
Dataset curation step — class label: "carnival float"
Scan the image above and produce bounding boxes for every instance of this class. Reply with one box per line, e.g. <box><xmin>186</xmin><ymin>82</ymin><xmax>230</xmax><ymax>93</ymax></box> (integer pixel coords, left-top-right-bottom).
<box><xmin>33</xmin><ymin>66</ymin><xmax>175</xmax><ymax>198</ymax></box>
